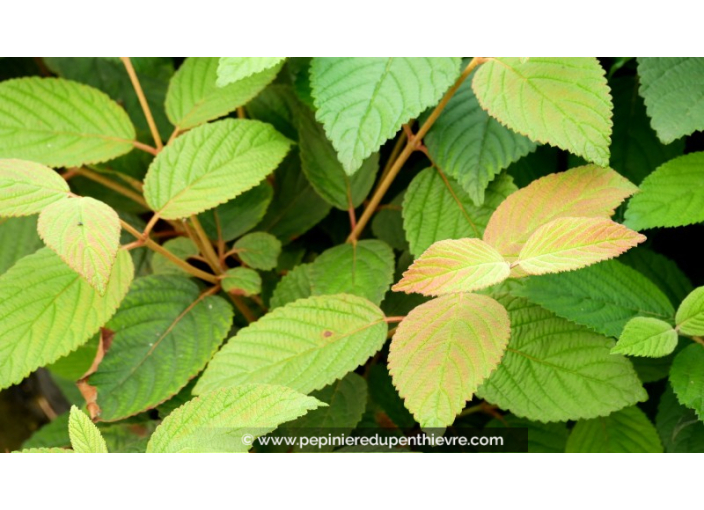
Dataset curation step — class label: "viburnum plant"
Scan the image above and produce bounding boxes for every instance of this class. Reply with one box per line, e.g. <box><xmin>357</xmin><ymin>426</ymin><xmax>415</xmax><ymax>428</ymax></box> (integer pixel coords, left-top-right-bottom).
<box><xmin>2</xmin><ymin>57</ymin><xmax>704</xmax><ymax>453</ymax></box>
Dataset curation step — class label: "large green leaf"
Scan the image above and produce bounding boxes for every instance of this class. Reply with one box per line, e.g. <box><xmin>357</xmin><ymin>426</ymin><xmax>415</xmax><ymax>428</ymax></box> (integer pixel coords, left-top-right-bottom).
<box><xmin>670</xmin><ymin>344</ymin><xmax>704</xmax><ymax>420</ymax></box>
<box><xmin>517</xmin><ymin>260</ymin><xmax>675</xmax><ymax>338</ymax></box>
<box><xmin>194</xmin><ymin>294</ymin><xmax>387</xmax><ymax>395</ymax></box>
<box><xmin>425</xmin><ymin>67</ymin><xmax>535</xmax><ymax>205</ymax></box>
<box><xmin>232</xmin><ymin>232</ymin><xmax>281</xmax><ymax>271</ymax></box>
<box><xmin>676</xmin><ymin>287</ymin><xmax>704</xmax><ymax>336</ymax></box>
<box><xmin>657</xmin><ymin>384</ymin><xmax>704</xmax><ymax>453</ymax></box>
<box><xmin>403</xmin><ymin>167</ymin><xmax>516</xmax><ymax>257</ymax></box>
<box><xmin>143</xmin><ymin>119</ymin><xmax>292</xmax><ymax>219</ymax></box>
<box><xmin>89</xmin><ymin>275</ymin><xmax>233</xmax><ymax>421</ymax></box>
<box><xmin>476</xmin><ymin>296</ymin><xmax>647</xmax><ymax>422</ymax></box>
<box><xmin>0</xmin><ymin>248</ymin><xmax>133</xmax><ymax>390</ymax></box>
<box><xmin>566</xmin><ymin>406</ymin><xmax>662</xmax><ymax>453</ymax></box>
<box><xmin>310</xmin><ymin>240</ymin><xmax>395</xmax><ymax>305</ymax></box>
<box><xmin>486</xmin><ymin>415</ymin><xmax>569</xmax><ymax>453</ymax></box>
<box><xmin>0</xmin><ymin>159</ymin><xmax>70</xmax><ymax>216</ymax></box>
<box><xmin>68</xmin><ymin>406</ymin><xmax>108</xmax><ymax>453</ymax></box>
<box><xmin>296</xmin><ymin>103</ymin><xmax>378</xmax><ymax>210</ymax></box>
<box><xmin>38</xmin><ymin>197</ymin><xmax>121</xmax><ymax>295</ymax></box>
<box><xmin>146</xmin><ymin>384</ymin><xmax>324</xmax><ymax>453</ymax></box>
<box><xmin>624</xmin><ymin>153</ymin><xmax>704</xmax><ymax>230</ymax></box>
<box><xmin>165</xmin><ymin>57</ymin><xmax>283</xmax><ymax>130</ymax></box>
<box><xmin>0</xmin><ymin>215</ymin><xmax>43</xmax><ymax>275</ymax></box>
<box><xmin>216</xmin><ymin>57</ymin><xmax>286</xmax><ymax>87</ymax></box>
<box><xmin>310</xmin><ymin>57</ymin><xmax>461</xmax><ymax>173</ymax></box>
<box><xmin>472</xmin><ymin>57</ymin><xmax>612</xmax><ymax>165</ymax></box>
<box><xmin>389</xmin><ymin>293</ymin><xmax>510</xmax><ymax>428</ymax></box>
<box><xmin>0</xmin><ymin>77</ymin><xmax>135</xmax><ymax>166</ymax></box>
<box><xmin>197</xmin><ymin>182</ymin><xmax>273</xmax><ymax>242</ymax></box>
<box><xmin>269</xmin><ymin>263</ymin><xmax>313</xmax><ymax>309</ymax></box>
<box><xmin>611</xmin><ymin>317</ymin><xmax>678</xmax><ymax>358</ymax></box>
<box><xmin>620</xmin><ymin>248</ymin><xmax>693</xmax><ymax>306</ymax></box>
<box><xmin>637</xmin><ymin>57</ymin><xmax>704</xmax><ymax>144</ymax></box>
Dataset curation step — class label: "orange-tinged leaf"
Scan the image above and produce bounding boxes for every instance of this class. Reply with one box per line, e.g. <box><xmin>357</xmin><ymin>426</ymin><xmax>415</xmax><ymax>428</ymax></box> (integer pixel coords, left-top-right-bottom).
<box><xmin>516</xmin><ymin>217</ymin><xmax>645</xmax><ymax>275</ymax></box>
<box><xmin>388</xmin><ymin>293</ymin><xmax>510</xmax><ymax>428</ymax></box>
<box><xmin>483</xmin><ymin>165</ymin><xmax>638</xmax><ymax>259</ymax></box>
<box><xmin>392</xmin><ymin>238</ymin><xmax>509</xmax><ymax>296</ymax></box>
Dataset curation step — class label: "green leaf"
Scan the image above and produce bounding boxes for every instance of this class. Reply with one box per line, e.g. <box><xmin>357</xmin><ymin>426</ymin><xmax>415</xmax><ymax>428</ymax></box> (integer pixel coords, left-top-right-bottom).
<box><xmin>147</xmin><ymin>384</ymin><xmax>324</xmax><ymax>453</ymax></box>
<box><xmin>143</xmin><ymin>119</ymin><xmax>292</xmax><ymax>219</ymax></box>
<box><xmin>310</xmin><ymin>240</ymin><xmax>395</xmax><ymax>305</ymax></box>
<box><xmin>0</xmin><ymin>215</ymin><xmax>43</xmax><ymax>275</ymax></box>
<box><xmin>486</xmin><ymin>415</ymin><xmax>569</xmax><ymax>453</ymax></box>
<box><xmin>311</xmin><ymin>57</ymin><xmax>461</xmax><ymax>173</ymax></box>
<box><xmin>476</xmin><ymin>296</ymin><xmax>647</xmax><ymax>422</ymax></box>
<box><xmin>0</xmin><ymin>248</ymin><xmax>133</xmax><ymax>390</ymax></box>
<box><xmin>194</xmin><ymin>294</ymin><xmax>387</xmax><ymax>395</ymax></box>
<box><xmin>566</xmin><ymin>406</ymin><xmax>662</xmax><ymax>453</ymax></box>
<box><xmin>483</xmin><ymin>165</ymin><xmax>638</xmax><ymax>260</ymax></box>
<box><xmin>372</xmin><ymin>191</ymin><xmax>407</xmax><ymax>251</ymax></box>
<box><xmin>0</xmin><ymin>159</ymin><xmax>70</xmax><ymax>216</ymax></box>
<box><xmin>670</xmin><ymin>344</ymin><xmax>704</xmax><ymax>420</ymax></box>
<box><xmin>14</xmin><ymin>448</ymin><xmax>74</xmax><ymax>453</ymax></box>
<box><xmin>296</xmin><ymin>103</ymin><xmax>378</xmax><ymax>210</ymax></box>
<box><xmin>425</xmin><ymin>67</ymin><xmax>535</xmax><ymax>205</ymax></box>
<box><xmin>68</xmin><ymin>406</ymin><xmax>108</xmax><ymax>453</ymax></box>
<box><xmin>165</xmin><ymin>57</ymin><xmax>283</xmax><ymax>130</ymax></box>
<box><xmin>44</xmin><ymin>57</ymin><xmax>174</xmax><ymax>140</ymax></box>
<box><xmin>609</xmin><ymin>76</ymin><xmax>684</xmax><ymax>184</ymax></box>
<box><xmin>0</xmin><ymin>77</ymin><xmax>135</xmax><ymax>166</ymax></box>
<box><xmin>38</xmin><ymin>197</ymin><xmax>121</xmax><ymax>295</ymax></box>
<box><xmin>393</xmin><ymin>238</ymin><xmax>509</xmax><ymax>296</ymax></box>
<box><xmin>657</xmin><ymin>384</ymin><xmax>704</xmax><ymax>453</ymax></box>
<box><xmin>151</xmin><ymin>237</ymin><xmax>199</xmax><ymax>276</ymax></box>
<box><xmin>233</xmin><ymin>231</ymin><xmax>281</xmax><ymax>270</ymax></box>
<box><xmin>516</xmin><ymin>217</ymin><xmax>645</xmax><ymax>276</ymax></box>
<box><xmin>611</xmin><ymin>317</ymin><xmax>678</xmax><ymax>357</ymax></box>
<box><xmin>620</xmin><ymin>248</ymin><xmax>693</xmax><ymax>306</ymax></box>
<box><xmin>472</xmin><ymin>57</ymin><xmax>613</xmax><ymax>165</ymax></box>
<box><xmin>637</xmin><ymin>57</ymin><xmax>704</xmax><ymax>144</ymax></box>
<box><xmin>245</xmin><ymin>84</ymin><xmax>298</xmax><ymax>140</ymax></box>
<box><xmin>389</xmin><ymin>293</ymin><xmax>510</xmax><ymax>428</ymax></box>
<box><xmin>216</xmin><ymin>57</ymin><xmax>286</xmax><ymax>87</ymax></box>
<box><xmin>48</xmin><ymin>334</ymin><xmax>99</xmax><ymax>380</ymax></box>
<box><xmin>198</xmin><ymin>182</ymin><xmax>273</xmax><ymax>242</ymax></box>
<box><xmin>403</xmin><ymin>167</ymin><xmax>516</xmax><ymax>257</ymax></box>
<box><xmin>517</xmin><ymin>260</ymin><xmax>675</xmax><ymax>338</ymax></box>
<box><xmin>270</xmin><ymin>263</ymin><xmax>313</xmax><ymax>309</ymax></box>
<box><xmin>222</xmin><ymin>267</ymin><xmax>262</xmax><ymax>297</ymax></box>
<box><xmin>624</xmin><ymin>153</ymin><xmax>704</xmax><ymax>230</ymax></box>
<box><xmin>676</xmin><ymin>287</ymin><xmax>704</xmax><ymax>336</ymax></box>
<box><xmin>89</xmin><ymin>275</ymin><xmax>233</xmax><ymax>421</ymax></box>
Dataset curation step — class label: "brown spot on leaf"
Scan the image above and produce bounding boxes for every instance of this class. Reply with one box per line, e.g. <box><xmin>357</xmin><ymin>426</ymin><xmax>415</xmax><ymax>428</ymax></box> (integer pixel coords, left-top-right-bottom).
<box><xmin>323</xmin><ymin>330</ymin><xmax>333</xmax><ymax>338</ymax></box>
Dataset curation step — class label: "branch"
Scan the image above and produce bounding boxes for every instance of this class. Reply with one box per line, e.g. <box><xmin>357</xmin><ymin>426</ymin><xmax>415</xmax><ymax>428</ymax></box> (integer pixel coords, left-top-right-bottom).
<box><xmin>120</xmin><ymin>57</ymin><xmax>163</xmax><ymax>152</ymax></box>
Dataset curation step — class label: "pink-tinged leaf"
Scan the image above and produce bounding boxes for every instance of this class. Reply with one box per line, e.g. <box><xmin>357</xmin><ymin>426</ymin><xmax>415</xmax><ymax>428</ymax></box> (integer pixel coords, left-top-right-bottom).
<box><xmin>483</xmin><ymin>165</ymin><xmax>638</xmax><ymax>259</ymax></box>
<box><xmin>516</xmin><ymin>217</ymin><xmax>645</xmax><ymax>275</ymax></box>
<box><xmin>388</xmin><ymin>293</ymin><xmax>510</xmax><ymax>428</ymax></box>
<box><xmin>37</xmin><ymin>197</ymin><xmax>121</xmax><ymax>295</ymax></box>
<box><xmin>392</xmin><ymin>238</ymin><xmax>510</xmax><ymax>296</ymax></box>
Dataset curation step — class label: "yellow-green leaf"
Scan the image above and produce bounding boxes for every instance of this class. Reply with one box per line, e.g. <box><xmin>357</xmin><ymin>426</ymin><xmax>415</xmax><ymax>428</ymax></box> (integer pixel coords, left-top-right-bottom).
<box><xmin>676</xmin><ymin>287</ymin><xmax>704</xmax><ymax>336</ymax></box>
<box><xmin>611</xmin><ymin>317</ymin><xmax>678</xmax><ymax>358</ymax></box>
<box><xmin>68</xmin><ymin>406</ymin><xmax>108</xmax><ymax>453</ymax></box>
<box><xmin>216</xmin><ymin>58</ymin><xmax>286</xmax><ymax>87</ymax></box>
<box><xmin>0</xmin><ymin>159</ymin><xmax>70</xmax><ymax>217</ymax></box>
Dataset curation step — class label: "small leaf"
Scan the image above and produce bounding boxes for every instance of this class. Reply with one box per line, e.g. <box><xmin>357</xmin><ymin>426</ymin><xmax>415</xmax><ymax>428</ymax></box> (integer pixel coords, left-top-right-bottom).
<box><xmin>217</xmin><ymin>57</ymin><xmax>286</xmax><ymax>87</ymax></box>
<box><xmin>310</xmin><ymin>240</ymin><xmax>395</xmax><ymax>306</ymax></box>
<box><xmin>146</xmin><ymin>384</ymin><xmax>325</xmax><ymax>453</ymax></box>
<box><xmin>484</xmin><ymin>165</ymin><xmax>638</xmax><ymax>259</ymax></box>
<box><xmin>194</xmin><ymin>294</ymin><xmax>387</xmax><ymax>395</ymax></box>
<box><xmin>393</xmin><ymin>238</ymin><xmax>510</xmax><ymax>296</ymax></box>
<box><xmin>389</xmin><ymin>293</ymin><xmax>510</xmax><ymax>428</ymax></box>
<box><xmin>0</xmin><ymin>215</ymin><xmax>43</xmax><ymax>275</ymax></box>
<box><xmin>676</xmin><ymin>287</ymin><xmax>704</xmax><ymax>336</ymax></box>
<box><xmin>165</xmin><ymin>57</ymin><xmax>283</xmax><ymax>130</ymax></box>
<box><xmin>403</xmin><ymin>167</ymin><xmax>516</xmax><ymax>257</ymax></box>
<box><xmin>68</xmin><ymin>406</ymin><xmax>108</xmax><ymax>453</ymax></box>
<box><xmin>517</xmin><ymin>260</ymin><xmax>675</xmax><ymax>338</ymax></box>
<box><xmin>233</xmin><ymin>232</ymin><xmax>281</xmax><ymax>270</ymax></box>
<box><xmin>670</xmin><ymin>344</ymin><xmax>704</xmax><ymax>420</ymax></box>
<box><xmin>311</xmin><ymin>57</ymin><xmax>460</xmax><ymax>173</ymax></box>
<box><xmin>624</xmin><ymin>153</ymin><xmax>704</xmax><ymax>230</ymax></box>
<box><xmin>476</xmin><ymin>296</ymin><xmax>647</xmax><ymax>422</ymax></box>
<box><xmin>143</xmin><ymin>119</ymin><xmax>292</xmax><ymax>219</ymax></box>
<box><xmin>566</xmin><ymin>406</ymin><xmax>663</xmax><ymax>453</ymax></box>
<box><xmin>222</xmin><ymin>267</ymin><xmax>262</xmax><ymax>297</ymax></box>
<box><xmin>0</xmin><ymin>248</ymin><xmax>133</xmax><ymax>390</ymax></box>
<box><xmin>637</xmin><ymin>57</ymin><xmax>704</xmax><ymax>144</ymax></box>
<box><xmin>516</xmin><ymin>217</ymin><xmax>645</xmax><ymax>275</ymax></box>
<box><xmin>38</xmin><ymin>197</ymin><xmax>121</xmax><ymax>295</ymax></box>
<box><xmin>611</xmin><ymin>317</ymin><xmax>678</xmax><ymax>358</ymax></box>
<box><xmin>0</xmin><ymin>159</ymin><xmax>70</xmax><ymax>216</ymax></box>
<box><xmin>198</xmin><ymin>182</ymin><xmax>273</xmax><ymax>242</ymax></box>
<box><xmin>0</xmin><ymin>77</ymin><xmax>136</xmax><ymax>166</ymax></box>
<box><xmin>472</xmin><ymin>57</ymin><xmax>613</xmax><ymax>165</ymax></box>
